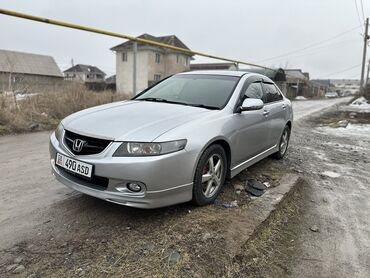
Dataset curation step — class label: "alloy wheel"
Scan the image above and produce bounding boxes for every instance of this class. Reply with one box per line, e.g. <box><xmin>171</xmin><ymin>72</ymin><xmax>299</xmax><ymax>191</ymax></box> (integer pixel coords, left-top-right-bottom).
<box><xmin>201</xmin><ymin>154</ymin><xmax>223</xmax><ymax>198</ymax></box>
<box><xmin>280</xmin><ymin>129</ymin><xmax>289</xmax><ymax>156</ymax></box>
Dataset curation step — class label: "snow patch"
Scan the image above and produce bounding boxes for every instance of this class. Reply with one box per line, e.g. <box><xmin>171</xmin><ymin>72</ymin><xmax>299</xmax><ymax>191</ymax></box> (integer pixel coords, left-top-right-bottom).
<box><xmin>350</xmin><ymin>97</ymin><xmax>370</xmax><ymax>107</ymax></box>
<box><xmin>295</xmin><ymin>96</ymin><xmax>307</xmax><ymax>100</ymax></box>
<box><xmin>341</xmin><ymin>97</ymin><xmax>370</xmax><ymax>112</ymax></box>
<box><xmin>318</xmin><ymin>124</ymin><xmax>370</xmax><ymax>139</ymax></box>
<box><xmin>322</xmin><ymin>171</ymin><xmax>341</xmax><ymax>178</ymax></box>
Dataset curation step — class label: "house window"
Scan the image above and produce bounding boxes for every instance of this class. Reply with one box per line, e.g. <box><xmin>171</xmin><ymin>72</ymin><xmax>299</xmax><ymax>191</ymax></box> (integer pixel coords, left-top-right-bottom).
<box><xmin>155</xmin><ymin>53</ymin><xmax>161</xmax><ymax>64</ymax></box>
<box><xmin>86</xmin><ymin>74</ymin><xmax>90</xmax><ymax>79</ymax></box>
<box><xmin>122</xmin><ymin>52</ymin><xmax>127</xmax><ymax>62</ymax></box>
<box><xmin>154</xmin><ymin>74</ymin><xmax>161</xmax><ymax>81</ymax></box>
<box><xmin>176</xmin><ymin>55</ymin><xmax>180</xmax><ymax>63</ymax></box>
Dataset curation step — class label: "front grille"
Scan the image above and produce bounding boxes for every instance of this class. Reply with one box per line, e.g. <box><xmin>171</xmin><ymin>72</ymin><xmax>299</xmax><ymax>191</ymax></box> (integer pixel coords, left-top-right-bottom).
<box><xmin>64</xmin><ymin>130</ymin><xmax>112</xmax><ymax>155</ymax></box>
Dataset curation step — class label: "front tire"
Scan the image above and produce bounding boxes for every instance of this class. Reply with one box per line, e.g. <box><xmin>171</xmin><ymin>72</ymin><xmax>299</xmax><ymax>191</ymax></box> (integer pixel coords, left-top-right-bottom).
<box><xmin>192</xmin><ymin>144</ymin><xmax>227</xmax><ymax>206</ymax></box>
<box><xmin>273</xmin><ymin>125</ymin><xmax>290</xmax><ymax>160</ymax></box>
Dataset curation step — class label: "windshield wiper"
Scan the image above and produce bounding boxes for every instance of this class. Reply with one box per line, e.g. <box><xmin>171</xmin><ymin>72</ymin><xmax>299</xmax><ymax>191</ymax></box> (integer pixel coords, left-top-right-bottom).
<box><xmin>138</xmin><ymin>97</ymin><xmax>189</xmax><ymax>106</ymax></box>
<box><xmin>138</xmin><ymin>98</ymin><xmax>220</xmax><ymax>110</ymax></box>
<box><xmin>188</xmin><ymin>104</ymin><xmax>220</xmax><ymax>110</ymax></box>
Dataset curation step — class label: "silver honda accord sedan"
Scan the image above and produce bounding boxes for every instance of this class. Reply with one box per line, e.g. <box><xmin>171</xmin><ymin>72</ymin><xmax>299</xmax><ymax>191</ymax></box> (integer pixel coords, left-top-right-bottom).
<box><xmin>50</xmin><ymin>70</ymin><xmax>293</xmax><ymax>208</ymax></box>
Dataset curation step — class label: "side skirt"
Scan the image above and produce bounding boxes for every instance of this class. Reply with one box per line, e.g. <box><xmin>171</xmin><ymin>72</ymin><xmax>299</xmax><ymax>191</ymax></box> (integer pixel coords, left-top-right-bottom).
<box><xmin>230</xmin><ymin>145</ymin><xmax>278</xmax><ymax>178</ymax></box>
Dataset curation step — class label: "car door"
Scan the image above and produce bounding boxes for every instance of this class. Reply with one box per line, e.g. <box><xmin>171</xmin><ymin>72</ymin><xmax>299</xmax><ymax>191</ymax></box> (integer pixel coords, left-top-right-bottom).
<box><xmin>232</xmin><ymin>78</ymin><xmax>270</xmax><ymax>166</ymax></box>
<box><xmin>261</xmin><ymin>82</ymin><xmax>286</xmax><ymax>147</ymax></box>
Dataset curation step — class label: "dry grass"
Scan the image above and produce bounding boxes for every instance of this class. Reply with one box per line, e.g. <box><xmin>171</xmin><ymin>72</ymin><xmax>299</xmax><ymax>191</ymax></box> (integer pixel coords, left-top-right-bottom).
<box><xmin>0</xmin><ymin>83</ymin><xmax>129</xmax><ymax>135</ymax></box>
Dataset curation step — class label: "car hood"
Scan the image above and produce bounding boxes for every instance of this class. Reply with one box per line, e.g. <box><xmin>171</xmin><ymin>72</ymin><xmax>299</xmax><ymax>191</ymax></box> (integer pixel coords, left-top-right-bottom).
<box><xmin>63</xmin><ymin>100</ymin><xmax>211</xmax><ymax>141</ymax></box>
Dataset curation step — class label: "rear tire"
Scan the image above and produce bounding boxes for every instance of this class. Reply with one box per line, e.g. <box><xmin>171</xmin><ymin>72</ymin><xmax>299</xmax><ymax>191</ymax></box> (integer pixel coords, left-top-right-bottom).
<box><xmin>273</xmin><ymin>125</ymin><xmax>290</xmax><ymax>160</ymax></box>
<box><xmin>192</xmin><ymin>144</ymin><xmax>227</xmax><ymax>206</ymax></box>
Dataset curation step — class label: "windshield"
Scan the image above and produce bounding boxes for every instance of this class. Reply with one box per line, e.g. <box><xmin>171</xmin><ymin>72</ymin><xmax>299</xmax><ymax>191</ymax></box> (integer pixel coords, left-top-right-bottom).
<box><xmin>135</xmin><ymin>74</ymin><xmax>240</xmax><ymax>109</ymax></box>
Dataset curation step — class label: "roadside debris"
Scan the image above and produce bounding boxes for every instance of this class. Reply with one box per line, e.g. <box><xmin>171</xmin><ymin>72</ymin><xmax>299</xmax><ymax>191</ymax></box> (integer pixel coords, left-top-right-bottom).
<box><xmin>202</xmin><ymin>232</ymin><xmax>212</xmax><ymax>241</ymax></box>
<box><xmin>233</xmin><ymin>183</ymin><xmax>244</xmax><ymax>195</ymax></box>
<box><xmin>309</xmin><ymin>225</ymin><xmax>319</xmax><ymax>232</ymax></box>
<box><xmin>163</xmin><ymin>249</ymin><xmax>181</xmax><ymax>265</ymax></box>
<box><xmin>263</xmin><ymin>182</ymin><xmax>271</xmax><ymax>188</ymax></box>
<box><xmin>246</xmin><ymin>179</ymin><xmax>268</xmax><ymax>197</ymax></box>
<box><xmin>13</xmin><ymin>256</ymin><xmax>23</xmax><ymax>264</ymax></box>
<box><xmin>30</xmin><ymin>123</ymin><xmax>40</xmax><ymax>130</ymax></box>
<box><xmin>337</xmin><ymin>120</ymin><xmax>349</xmax><ymax>128</ymax></box>
<box><xmin>349</xmin><ymin>112</ymin><xmax>357</xmax><ymax>119</ymax></box>
<box><xmin>222</xmin><ymin>200</ymin><xmax>238</xmax><ymax>208</ymax></box>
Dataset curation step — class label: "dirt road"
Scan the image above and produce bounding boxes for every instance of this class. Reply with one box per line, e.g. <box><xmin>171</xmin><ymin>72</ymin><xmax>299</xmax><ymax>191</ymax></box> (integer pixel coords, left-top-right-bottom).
<box><xmin>285</xmin><ymin>109</ymin><xmax>370</xmax><ymax>277</ymax></box>
<box><xmin>0</xmin><ymin>97</ymin><xmax>352</xmax><ymax>276</ymax></box>
<box><xmin>231</xmin><ymin>100</ymin><xmax>370</xmax><ymax>277</ymax></box>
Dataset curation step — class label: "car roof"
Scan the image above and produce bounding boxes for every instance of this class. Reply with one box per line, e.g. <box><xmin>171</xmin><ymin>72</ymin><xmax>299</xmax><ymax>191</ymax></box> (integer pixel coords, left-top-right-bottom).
<box><xmin>179</xmin><ymin>70</ymin><xmax>250</xmax><ymax>77</ymax></box>
<box><xmin>178</xmin><ymin>70</ymin><xmax>275</xmax><ymax>83</ymax></box>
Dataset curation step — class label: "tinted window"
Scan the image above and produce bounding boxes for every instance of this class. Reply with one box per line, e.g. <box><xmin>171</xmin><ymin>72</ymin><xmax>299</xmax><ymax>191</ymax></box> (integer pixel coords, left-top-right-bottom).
<box><xmin>136</xmin><ymin>74</ymin><xmax>240</xmax><ymax>109</ymax></box>
<box><xmin>244</xmin><ymin>82</ymin><xmax>263</xmax><ymax>100</ymax></box>
<box><xmin>262</xmin><ymin>83</ymin><xmax>283</xmax><ymax>103</ymax></box>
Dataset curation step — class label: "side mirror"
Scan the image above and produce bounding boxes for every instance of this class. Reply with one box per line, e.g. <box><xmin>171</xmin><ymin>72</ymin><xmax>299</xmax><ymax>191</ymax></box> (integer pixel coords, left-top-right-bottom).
<box><xmin>240</xmin><ymin>98</ymin><xmax>264</xmax><ymax>112</ymax></box>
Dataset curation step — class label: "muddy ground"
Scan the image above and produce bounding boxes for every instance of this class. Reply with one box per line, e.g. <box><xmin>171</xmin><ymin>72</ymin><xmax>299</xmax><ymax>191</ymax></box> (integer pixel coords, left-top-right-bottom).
<box><xmin>0</xmin><ymin>155</ymin><xmax>290</xmax><ymax>278</ymax></box>
<box><xmin>2</xmin><ymin>97</ymin><xmax>367</xmax><ymax>277</ymax></box>
<box><xmin>230</xmin><ymin>106</ymin><xmax>370</xmax><ymax>277</ymax></box>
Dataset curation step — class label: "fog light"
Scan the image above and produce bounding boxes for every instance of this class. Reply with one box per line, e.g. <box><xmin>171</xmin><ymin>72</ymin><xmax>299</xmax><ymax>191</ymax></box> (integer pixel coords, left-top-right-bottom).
<box><xmin>127</xmin><ymin>182</ymin><xmax>142</xmax><ymax>192</ymax></box>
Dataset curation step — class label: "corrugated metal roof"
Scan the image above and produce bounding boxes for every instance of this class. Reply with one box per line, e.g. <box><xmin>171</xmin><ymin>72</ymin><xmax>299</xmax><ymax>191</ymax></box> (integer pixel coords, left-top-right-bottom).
<box><xmin>284</xmin><ymin>69</ymin><xmax>308</xmax><ymax>81</ymax></box>
<box><xmin>0</xmin><ymin>49</ymin><xmax>63</xmax><ymax>77</ymax></box>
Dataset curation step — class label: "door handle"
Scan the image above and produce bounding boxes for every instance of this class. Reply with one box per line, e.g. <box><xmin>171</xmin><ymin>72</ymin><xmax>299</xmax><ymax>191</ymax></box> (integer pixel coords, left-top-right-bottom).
<box><xmin>282</xmin><ymin>104</ymin><xmax>286</xmax><ymax>109</ymax></box>
<box><xmin>263</xmin><ymin>110</ymin><xmax>270</xmax><ymax>116</ymax></box>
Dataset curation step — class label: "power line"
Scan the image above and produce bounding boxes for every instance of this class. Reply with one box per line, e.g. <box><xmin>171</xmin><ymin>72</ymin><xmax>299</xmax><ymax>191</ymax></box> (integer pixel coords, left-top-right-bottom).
<box><xmin>257</xmin><ymin>25</ymin><xmax>361</xmax><ymax>63</ymax></box>
<box><xmin>0</xmin><ymin>8</ymin><xmax>362</xmax><ymax>84</ymax></box>
<box><xmin>320</xmin><ymin>64</ymin><xmax>361</xmax><ymax>78</ymax></box>
<box><xmin>267</xmin><ymin>38</ymin><xmax>358</xmax><ymax>65</ymax></box>
<box><xmin>360</xmin><ymin>0</ymin><xmax>366</xmax><ymax>22</ymax></box>
<box><xmin>355</xmin><ymin>0</ymin><xmax>364</xmax><ymax>31</ymax></box>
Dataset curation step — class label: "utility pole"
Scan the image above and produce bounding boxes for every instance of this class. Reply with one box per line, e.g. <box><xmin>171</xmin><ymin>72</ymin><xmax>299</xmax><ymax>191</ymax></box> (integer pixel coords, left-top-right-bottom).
<box><xmin>365</xmin><ymin>59</ymin><xmax>370</xmax><ymax>94</ymax></box>
<box><xmin>360</xmin><ymin>17</ymin><xmax>369</xmax><ymax>95</ymax></box>
<box><xmin>133</xmin><ymin>41</ymin><xmax>137</xmax><ymax>95</ymax></box>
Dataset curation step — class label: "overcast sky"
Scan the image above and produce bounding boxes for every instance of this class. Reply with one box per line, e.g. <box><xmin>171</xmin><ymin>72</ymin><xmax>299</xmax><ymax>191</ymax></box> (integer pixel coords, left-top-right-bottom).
<box><xmin>0</xmin><ymin>0</ymin><xmax>369</xmax><ymax>79</ymax></box>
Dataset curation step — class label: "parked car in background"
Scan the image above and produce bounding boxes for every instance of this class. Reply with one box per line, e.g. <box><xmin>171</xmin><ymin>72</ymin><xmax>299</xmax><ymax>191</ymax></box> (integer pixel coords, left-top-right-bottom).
<box><xmin>325</xmin><ymin>92</ymin><xmax>339</xmax><ymax>98</ymax></box>
<box><xmin>50</xmin><ymin>71</ymin><xmax>293</xmax><ymax>208</ymax></box>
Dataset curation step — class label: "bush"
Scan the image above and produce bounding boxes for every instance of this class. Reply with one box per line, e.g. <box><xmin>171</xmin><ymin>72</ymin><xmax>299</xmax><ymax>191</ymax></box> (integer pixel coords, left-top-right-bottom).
<box><xmin>0</xmin><ymin>83</ymin><xmax>129</xmax><ymax>135</ymax></box>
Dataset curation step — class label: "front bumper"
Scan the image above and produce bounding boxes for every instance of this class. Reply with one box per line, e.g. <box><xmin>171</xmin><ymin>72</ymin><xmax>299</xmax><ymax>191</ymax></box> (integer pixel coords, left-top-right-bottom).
<box><xmin>49</xmin><ymin>132</ymin><xmax>196</xmax><ymax>208</ymax></box>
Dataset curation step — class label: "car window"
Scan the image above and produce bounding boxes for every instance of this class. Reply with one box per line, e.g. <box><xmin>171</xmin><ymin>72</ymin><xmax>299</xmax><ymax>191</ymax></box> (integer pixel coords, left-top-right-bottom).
<box><xmin>262</xmin><ymin>83</ymin><xmax>283</xmax><ymax>103</ymax></box>
<box><xmin>243</xmin><ymin>82</ymin><xmax>263</xmax><ymax>100</ymax></box>
<box><xmin>136</xmin><ymin>74</ymin><xmax>240</xmax><ymax>109</ymax></box>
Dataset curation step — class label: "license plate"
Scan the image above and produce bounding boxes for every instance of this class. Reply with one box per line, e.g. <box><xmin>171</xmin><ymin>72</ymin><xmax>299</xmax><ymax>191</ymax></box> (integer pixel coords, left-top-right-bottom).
<box><xmin>55</xmin><ymin>153</ymin><xmax>93</xmax><ymax>178</ymax></box>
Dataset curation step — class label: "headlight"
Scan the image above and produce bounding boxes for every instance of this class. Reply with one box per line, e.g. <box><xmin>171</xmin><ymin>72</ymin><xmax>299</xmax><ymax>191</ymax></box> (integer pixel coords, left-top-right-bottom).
<box><xmin>55</xmin><ymin>123</ymin><xmax>64</xmax><ymax>142</ymax></box>
<box><xmin>113</xmin><ymin>140</ymin><xmax>187</xmax><ymax>156</ymax></box>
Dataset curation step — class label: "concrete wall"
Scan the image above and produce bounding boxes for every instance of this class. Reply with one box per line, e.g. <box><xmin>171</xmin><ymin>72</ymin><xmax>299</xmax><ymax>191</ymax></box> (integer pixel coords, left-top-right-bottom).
<box><xmin>116</xmin><ymin>50</ymin><xmax>150</xmax><ymax>95</ymax></box>
<box><xmin>115</xmin><ymin>48</ymin><xmax>191</xmax><ymax>95</ymax></box>
<box><xmin>0</xmin><ymin>72</ymin><xmax>63</xmax><ymax>93</ymax></box>
<box><xmin>164</xmin><ymin>53</ymin><xmax>190</xmax><ymax>77</ymax></box>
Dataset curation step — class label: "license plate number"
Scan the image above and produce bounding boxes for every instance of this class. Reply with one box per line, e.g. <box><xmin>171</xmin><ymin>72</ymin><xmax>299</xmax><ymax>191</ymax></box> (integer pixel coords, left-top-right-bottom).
<box><xmin>55</xmin><ymin>153</ymin><xmax>93</xmax><ymax>178</ymax></box>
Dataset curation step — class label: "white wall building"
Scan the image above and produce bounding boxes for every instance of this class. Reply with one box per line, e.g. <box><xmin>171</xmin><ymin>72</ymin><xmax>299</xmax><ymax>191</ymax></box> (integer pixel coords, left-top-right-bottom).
<box><xmin>111</xmin><ymin>34</ymin><xmax>192</xmax><ymax>95</ymax></box>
